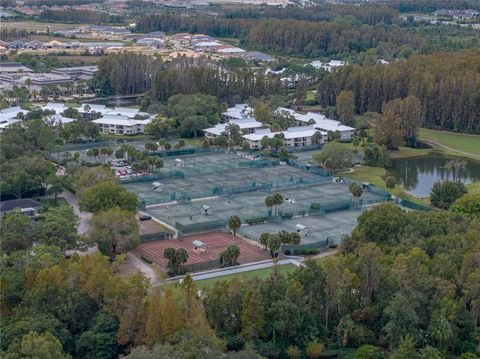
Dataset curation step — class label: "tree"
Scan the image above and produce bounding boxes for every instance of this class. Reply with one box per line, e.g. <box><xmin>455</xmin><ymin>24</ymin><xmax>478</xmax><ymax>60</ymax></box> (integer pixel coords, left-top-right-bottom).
<box><xmin>220</xmin><ymin>245</ymin><xmax>241</xmax><ymax>267</ymax></box>
<box><xmin>336</xmin><ymin>90</ymin><xmax>355</xmax><ymax>126</ymax></box>
<box><xmin>306</xmin><ymin>341</ymin><xmax>325</xmax><ymax>359</ymax></box>
<box><xmin>278</xmin><ymin>146</ymin><xmax>289</xmax><ymax>160</ymax></box>
<box><xmin>259</xmin><ymin>232</ymin><xmax>271</xmax><ymax>250</ymax></box>
<box><xmin>373</xmin><ymin>108</ymin><xmax>402</xmax><ymax>150</ymax></box>
<box><xmin>265</xmin><ymin>196</ymin><xmax>275</xmax><ymax>215</ymax></box>
<box><xmin>240</xmin><ymin>287</ymin><xmax>265</xmax><ymax>341</ymax></box>
<box><xmin>89</xmin><ymin>208</ymin><xmax>139</xmax><ymax>259</ymax></box>
<box><xmin>46</xmin><ymin>174</ymin><xmax>65</xmax><ymax>203</ymax></box>
<box><xmin>389</xmin><ymin>336</ymin><xmax>420</xmax><ymax>359</ymax></box>
<box><xmin>41</xmin><ymin>205</ymin><xmax>78</xmax><ymax>252</ymax></box>
<box><xmin>80</xmin><ymin>181</ymin><xmax>138</xmax><ymax>213</ymax></box>
<box><xmin>383</xmin><ymin>294</ymin><xmax>419</xmax><ymax>347</ymax></box>
<box><xmin>272</xmin><ymin>193</ymin><xmax>284</xmax><ymax>216</ymax></box>
<box><xmin>349</xmin><ymin>182</ymin><xmax>363</xmax><ymax>205</ymax></box>
<box><xmin>75</xmin><ymin>312</ymin><xmax>119</xmax><ymax>359</ymax></box>
<box><xmin>312</xmin><ymin>142</ymin><xmax>353</xmax><ymax>172</ymax></box>
<box><xmin>385</xmin><ymin>176</ymin><xmax>396</xmax><ymax>192</ymax></box>
<box><xmin>430</xmin><ymin>181</ymin><xmax>468</xmax><ymax>210</ymax></box>
<box><xmin>286</xmin><ymin>346</ymin><xmax>301</xmax><ymax>359</ymax></box>
<box><xmin>451</xmin><ymin>192</ymin><xmax>480</xmax><ymax>215</ymax></box>
<box><xmin>383</xmin><ymin>96</ymin><xmax>421</xmax><ymax>148</ymax></box>
<box><xmin>144</xmin><ymin>142</ymin><xmax>159</xmax><ymax>152</ymax></box>
<box><xmin>363</xmin><ymin>143</ymin><xmax>390</xmax><ymax>167</ymax></box>
<box><xmin>254</xmin><ymin>102</ymin><xmax>272</xmax><ymax>124</ymax></box>
<box><xmin>428</xmin><ymin>315</ymin><xmax>453</xmax><ymax>350</ymax></box>
<box><xmin>0</xmin><ymin>211</ymin><xmax>35</xmax><ymax>254</ymax></box>
<box><xmin>163</xmin><ymin>248</ymin><xmax>189</xmax><ymax>276</ymax></box>
<box><xmin>354</xmin><ymin>203</ymin><xmax>409</xmax><ymax>246</ymax></box>
<box><xmin>228</xmin><ymin>215</ymin><xmax>241</xmax><ymax>236</ymax></box>
<box><xmin>354</xmin><ymin>345</ymin><xmax>381</xmax><ymax>359</ymax></box>
<box><xmin>3</xmin><ymin>331</ymin><xmax>69</xmax><ymax>359</ymax></box>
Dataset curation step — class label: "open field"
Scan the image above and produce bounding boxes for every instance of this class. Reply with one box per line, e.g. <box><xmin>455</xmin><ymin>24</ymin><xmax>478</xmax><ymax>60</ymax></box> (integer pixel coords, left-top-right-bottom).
<box><xmin>0</xmin><ymin>20</ymin><xmax>76</xmax><ymax>31</ymax></box>
<box><xmin>136</xmin><ymin>232</ymin><xmax>269</xmax><ymax>269</ymax></box>
<box><xmin>194</xmin><ymin>264</ymin><xmax>296</xmax><ymax>288</ymax></box>
<box><xmin>419</xmin><ymin>129</ymin><xmax>480</xmax><ymax>160</ymax></box>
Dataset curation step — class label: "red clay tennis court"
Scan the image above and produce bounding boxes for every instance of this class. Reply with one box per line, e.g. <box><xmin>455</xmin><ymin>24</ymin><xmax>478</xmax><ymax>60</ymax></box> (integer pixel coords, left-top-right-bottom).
<box><xmin>135</xmin><ymin>231</ymin><xmax>270</xmax><ymax>269</ymax></box>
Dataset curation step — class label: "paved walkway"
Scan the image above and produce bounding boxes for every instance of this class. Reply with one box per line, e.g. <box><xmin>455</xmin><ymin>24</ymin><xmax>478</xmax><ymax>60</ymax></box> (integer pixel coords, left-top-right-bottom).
<box><xmin>169</xmin><ymin>258</ymin><xmax>300</xmax><ymax>282</ymax></box>
<box><xmin>60</xmin><ymin>190</ymin><xmax>91</xmax><ymax>235</ymax></box>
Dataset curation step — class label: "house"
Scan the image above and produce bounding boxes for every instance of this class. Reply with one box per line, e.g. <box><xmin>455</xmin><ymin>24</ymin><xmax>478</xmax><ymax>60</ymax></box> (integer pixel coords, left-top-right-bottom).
<box><xmin>203</xmin><ymin>118</ymin><xmax>263</xmax><ymax>138</ymax></box>
<box><xmin>92</xmin><ymin>115</ymin><xmax>151</xmax><ymax>135</ymax></box>
<box><xmin>136</xmin><ymin>38</ymin><xmax>164</xmax><ymax>48</ymax></box>
<box><xmin>222</xmin><ymin>104</ymin><xmax>254</xmax><ymax>121</ymax></box>
<box><xmin>0</xmin><ymin>198</ymin><xmax>43</xmax><ymax>217</ymax></box>
<box><xmin>7</xmin><ymin>40</ymin><xmax>25</xmax><ymax>49</ymax></box>
<box><xmin>25</xmin><ymin>40</ymin><xmax>44</xmax><ymax>50</ymax></box>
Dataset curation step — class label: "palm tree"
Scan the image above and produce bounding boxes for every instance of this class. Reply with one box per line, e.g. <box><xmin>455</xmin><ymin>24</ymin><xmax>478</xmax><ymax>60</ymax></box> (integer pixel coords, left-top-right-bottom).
<box><xmin>349</xmin><ymin>183</ymin><xmax>363</xmax><ymax>206</ymax></box>
<box><xmin>265</xmin><ymin>195</ymin><xmax>275</xmax><ymax>215</ymax></box>
<box><xmin>228</xmin><ymin>215</ymin><xmax>241</xmax><ymax>236</ymax></box>
<box><xmin>272</xmin><ymin>193</ymin><xmax>284</xmax><ymax>216</ymax></box>
<box><xmin>259</xmin><ymin>233</ymin><xmax>270</xmax><ymax>250</ymax></box>
<box><xmin>324</xmin><ymin>158</ymin><xmax>334</xmax><ymax>175</ymax></box>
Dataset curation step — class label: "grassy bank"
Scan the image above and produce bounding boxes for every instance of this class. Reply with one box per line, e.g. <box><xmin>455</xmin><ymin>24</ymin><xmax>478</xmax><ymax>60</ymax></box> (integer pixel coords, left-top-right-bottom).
<box><xmin>342</xmin><ymin>165</ymin><xmax>430</xmax><ymax>206</ymax></box>
<box><xmin>419</xmin><ymin>129</ymin><xmax>480</xmax><ymax>160</ymax></box>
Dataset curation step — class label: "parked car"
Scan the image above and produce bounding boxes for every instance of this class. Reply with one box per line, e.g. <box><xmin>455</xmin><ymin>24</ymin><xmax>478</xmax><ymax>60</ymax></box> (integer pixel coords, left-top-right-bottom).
<box><xmin>139</xmin><ymin>214</ymin><xmax>152</xmax><ymax>221</ymax></box>
<box><xmin>115</xmin><ymin>162</ymin><xmax>126</xmax><ymax>167</ymax></box>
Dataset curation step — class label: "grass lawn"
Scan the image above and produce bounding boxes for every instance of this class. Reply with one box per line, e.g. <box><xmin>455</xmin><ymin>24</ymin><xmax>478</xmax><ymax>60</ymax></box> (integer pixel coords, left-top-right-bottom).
<box><xmin>466</xmin><ymin>181</ymin><xmax>480</xmax><ymax>193</ymax></box>
<box><xmin>194</xmin><ymin>264</ymin><xmax>296</xmax><ymax>288</ymax></box>
<box><xmin>389</xmin><ymin>146</ymin><xmax>431</xmax><ymax>159</ymax></box>
<box><xmin>306</xmin><ymin>91</ymin><xmax>316</xmax><ymax>102</ymax></box>
<box><xmin>419</xmin><ymin>129</ymin><xmax>480</xmax><ymax>160</ymax></box>
<box><xmin>342</xmin><ymin>165</ymin><xmax>430</xmax><ymax>206</ymax></box>
<box><xmin>180</xmin><ymin>137</ymin><xmax>203</xmax><ymax>147</ymax></box>
<box><xmin>0</xmin><ymin>21</ymin><xmax>75</xmax><ymax>31</ymax></box>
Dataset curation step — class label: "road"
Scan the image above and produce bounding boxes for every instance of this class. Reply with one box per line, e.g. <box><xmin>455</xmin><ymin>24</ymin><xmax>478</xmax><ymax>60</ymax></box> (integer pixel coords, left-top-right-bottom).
<box><xmin>124</xmin><ymin>252</ymin><xmax>160</xmax><ymax>286</ymax></box>
<box><xmin>59</xmin><ymin>190</ymin><xmax>91</xmax><ymax>235</ymax></box>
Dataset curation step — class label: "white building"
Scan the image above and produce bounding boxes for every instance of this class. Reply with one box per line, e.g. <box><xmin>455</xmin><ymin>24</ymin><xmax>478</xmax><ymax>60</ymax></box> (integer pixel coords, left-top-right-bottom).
<box><xmin>203</xmin><ymin>118</ymin><xmax>263</xmax><ymax>138</ymax></box>
<box><xmin>222</xmin><ymin>104</ymin><xmax>254</xmax><ymax>121</ymax></box>
<box><xmin>0</xmin><ymin>106</ymin><xmax>25</xmax><ymax>133</ymax></box>
<box><xmin>243</xmin><ymin>128</ymin><xmax>275</xmax><ymax>149</ymax></box>
<box><xmin>276</xmin><ymin>108</ymin><xmax>355</xmax><ymax>142</ymax></box>
<box><xmin>308</xmin><ymin>60</ymin><xmax>346</xmax><ymax>72</ymax></box>
<box><xmin>92</xmin><ymin>115</ymin><xmax>151</xmax><ymax>135</ymax></box>
<box><xmin>242</xmin><ymin>126</ymin><xmax>327</xmax><ymax>150</ymax></box>
<box><xmin>283</xmin><ymin>126</ymin><xmax>326</xmax><ymax>147</ymax></box>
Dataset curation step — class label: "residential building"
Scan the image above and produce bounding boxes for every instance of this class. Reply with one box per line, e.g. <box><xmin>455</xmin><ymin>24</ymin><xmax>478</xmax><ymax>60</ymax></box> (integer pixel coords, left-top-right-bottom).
<box><xmin>0</xmin><ymin>198</ymin><xmax>43</xmax><ymax>217</ymax></box>
<box><xmin>203</xmin><ymin>118</ymin><xmax>263</xmax><ymax>138</ymax></box>
<box><xmin>92</xmin><ymin>115</ymin><xmax>151</xmax><ymax>135</ymax></box>
<box><xmin>222</xmin><ymin>104</ymin><xmax>254</xmax><ymax>121</ymax></box>
<box><xmin>136</xmin><ymin>38</ymin><xmax>165</xmax><ymax>48</ymax></box>
<box><xmin>276</xmin><ymin>108</ymin><xmax>355</xmax><ymax>141</ymax></box>
<box><xmin>242</xmin><ymin>126</ymin><xmax>326</xmax><ymax>149</ymax></box>
<box><xmin>0</xmin><ymin>72</ymin><xmax>73</xmax><ymax>92</ymax></box>
<box><xmin>0</xmin><ymin>62</ymin><xmax>34</xmax><ymax>73</ymax></box>
<box><xmin>51</xmin><ymin>66</ymin><xmax>98</xmax><ymax>80</ymax></box>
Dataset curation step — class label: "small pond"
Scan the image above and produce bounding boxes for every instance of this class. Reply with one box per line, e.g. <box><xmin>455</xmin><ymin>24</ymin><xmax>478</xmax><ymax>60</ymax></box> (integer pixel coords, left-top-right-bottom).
<box><xmin>388</xmin><ymin>152</ymin><xmax>480</xmax><ymax>198</ymax></box>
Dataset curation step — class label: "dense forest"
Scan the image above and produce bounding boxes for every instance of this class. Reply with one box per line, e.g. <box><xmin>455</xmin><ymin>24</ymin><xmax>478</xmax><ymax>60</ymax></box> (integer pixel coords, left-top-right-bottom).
<box><xmin>1</xmin><ymin>202</ymin><xmax>479</xmax><ymax>358</ymax></box>
<box><xmin>317</xmin><ymin>49</ymin><xmax>480</xmax><ymax>134</ymax></box>
<box><xmin>39</xmin><ymin>9</ymin><xmax>124</xmax><ymax>24</ymax></box>
<box><xmin>94</xmin><ymin>54</ymin><xmax>286</xmax><ymax>102</ymax></box>
<box><xmin>380</xmin><ymin>0</ymin><xmax>480</xmax><ymax>13</ymax></box>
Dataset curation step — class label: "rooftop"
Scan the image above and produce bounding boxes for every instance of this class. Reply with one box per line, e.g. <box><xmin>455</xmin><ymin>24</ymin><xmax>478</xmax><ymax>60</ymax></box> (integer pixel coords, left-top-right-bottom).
<box><xmin>0</xmin><ymin>198</ymin><xmax>42</xmax><ymax>212</ymax></box>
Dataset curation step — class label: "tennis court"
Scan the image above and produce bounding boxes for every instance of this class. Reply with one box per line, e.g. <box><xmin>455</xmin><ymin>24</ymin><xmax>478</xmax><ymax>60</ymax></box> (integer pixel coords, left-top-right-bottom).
<box><xmin>238</xmin><ymin>208</ymin><xmax>363</xmax><ymax>245</ymax></box>
<box><xmin>135</xmin><ymin>232</ymin><xmax>269</xmax><ymax>268</ymax></box>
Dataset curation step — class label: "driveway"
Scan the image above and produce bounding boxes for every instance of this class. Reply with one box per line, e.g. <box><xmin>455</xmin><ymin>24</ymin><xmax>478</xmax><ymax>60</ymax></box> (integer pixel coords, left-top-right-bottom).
<box><xmin>59</xmin><ymin>190</ymin><xmax>91</xmax><ymax>235</ymax></box>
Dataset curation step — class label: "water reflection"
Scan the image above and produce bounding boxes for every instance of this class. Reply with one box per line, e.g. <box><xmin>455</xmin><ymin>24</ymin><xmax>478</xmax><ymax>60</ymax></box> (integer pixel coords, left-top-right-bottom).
<box><xmin>388</xmin><ymin>152</ymin><xmax>480</xmax><ymax>197</ymax></box>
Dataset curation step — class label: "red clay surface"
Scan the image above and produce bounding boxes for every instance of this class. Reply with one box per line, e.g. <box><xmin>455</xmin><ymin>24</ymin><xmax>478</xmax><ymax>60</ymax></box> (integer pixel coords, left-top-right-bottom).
<box><xmin>135</xmin><ymin>231</ymin><xmax>269</xmax><ymax>268</ymax></box>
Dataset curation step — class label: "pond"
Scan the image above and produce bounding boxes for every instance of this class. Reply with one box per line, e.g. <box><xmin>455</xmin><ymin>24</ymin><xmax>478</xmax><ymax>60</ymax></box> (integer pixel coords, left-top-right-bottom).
<box><xmin>388</xmin><ymin>152</ymin><xmax>480</xmax><ymax>198</ymax></box>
